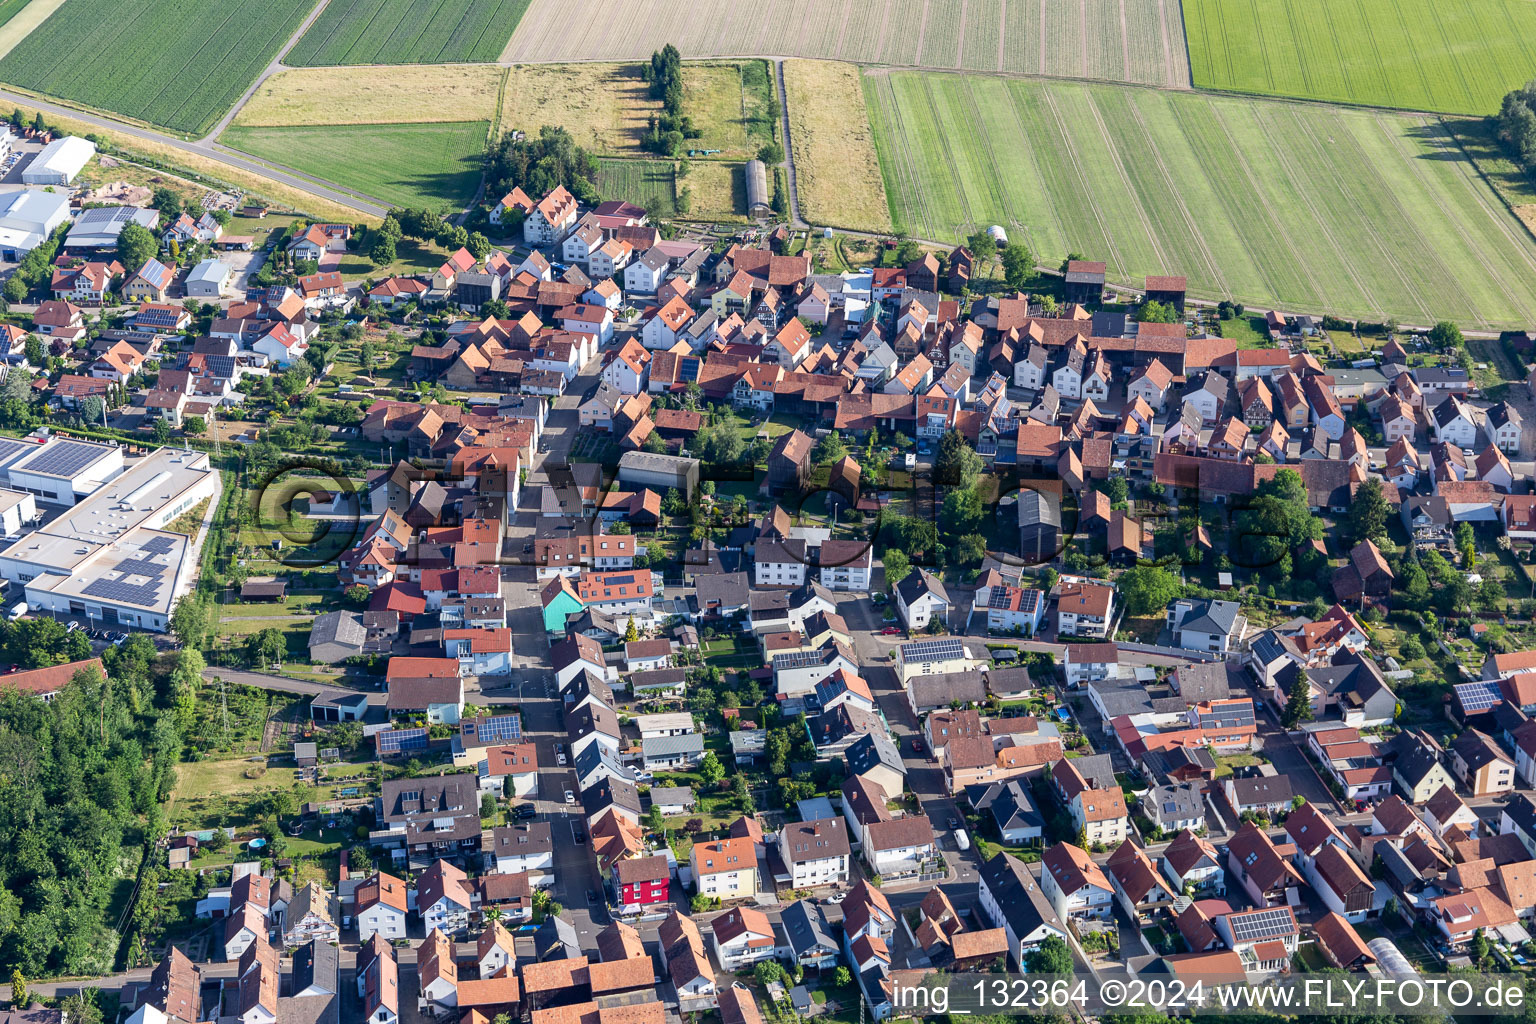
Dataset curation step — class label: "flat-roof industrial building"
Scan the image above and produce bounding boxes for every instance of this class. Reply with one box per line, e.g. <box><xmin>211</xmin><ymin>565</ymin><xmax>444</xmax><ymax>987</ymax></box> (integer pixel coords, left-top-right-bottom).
<box><xmin>0</xmin><ymin>188</ymin><xmax>70</xmax><ymax>259</ymax></box>
<box><xmin>0</xmin><ymin>445</ymin><xmax>220</xmax><ymax>631</ymax></box>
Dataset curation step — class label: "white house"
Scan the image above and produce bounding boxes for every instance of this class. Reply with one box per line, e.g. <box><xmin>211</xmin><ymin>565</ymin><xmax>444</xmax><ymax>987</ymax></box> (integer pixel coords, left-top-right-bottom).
<box><xmin>525</xmin><ymin>186</ymin><xmax>579</xmax><ymax>245</ymax></box>
<box><xmin>895</xmin><ymin>569</ymin><xmax>950</xmax><ymax>630</ymax></box>
<box><xmin>778</xmin><ymin>818</ymin><xmax>851</xmax><ymax>889</ymax></box>
<box><xmin>1432</xmin><ymin>395</ymin><xmax>1479</xmax><ymax>448</ymax></box>
<box><xmin>416</xmin><ymin>860</ymin><xmax>472</xmax><ymax>937</ymax></box>
<box><xmin>710</xmin><ymin>907</ymin><xmax>778</xmax><ymax>971</ymax></box>
<box><xmin>354</xmin><ymin>872</ymin><xmax>409</xmax><ymax>943</ymax></box>
<box><xmin>1040</xmin><ymin>843</ymin><xmax>1113</xmax><ymax>921</ymax></box>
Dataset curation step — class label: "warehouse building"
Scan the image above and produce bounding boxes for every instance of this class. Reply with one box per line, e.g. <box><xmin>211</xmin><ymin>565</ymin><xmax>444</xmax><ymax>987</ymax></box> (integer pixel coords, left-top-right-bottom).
<box><xmin>22</xmin><ymin>136</ymin><xmax>95</xmax><ymax>185</ymax></box>
<box><xmin>64</xmin><ymin>205</ymin><xmax>160</xmax><ymax>251</ymax></box>
<box><xmin>0</xmin><ymin>188</ymin><xmax>70</xmax><ymax>259</ymax></box>
<box><xmin>617</xmin><ymin>451</ymin><xmax>700</xmax><ymax>499</ymax></box>
<box><xmin>0</xmin><ymin>446</ymin><xmax>220</xmax><ymax>631</ymax></box>
<box><xmin>0</xmin><ymin>435</ymin><xmax>123</xmax><ymax>505</ymax></box>
<box><xmin>184</xmin><ymin>258</ymin><xmax>232</xmax><ymax>298</ymax></box>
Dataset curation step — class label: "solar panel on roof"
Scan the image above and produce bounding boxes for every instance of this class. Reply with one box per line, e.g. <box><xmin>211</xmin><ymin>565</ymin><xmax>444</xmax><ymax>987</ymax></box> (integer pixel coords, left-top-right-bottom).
<box><xmin>900</xmin><ymin>639</ymin><xmax>966</xmax><ymax>662</ymax></box>
<box><xmin>142</xmin><ymin>536</ymin><xmax>176</xmax><ymax>555</ymax></box>
<box><xmin>1455</xmin><ymin>682</ymin><xmax>1503</xmax><ymax>713</ymax></box>
<box><xmin>469</xmin><ymin>714</ymin><xmax>522</xmax><ymax>744</ymax></box>
<box><xmin>1228</xmin><ymin>907</ymin><xmax>1294</xmax><ymax>942</ymax></box>
<box><xmin>377</xmin><ymin>727</ymin><xmax>429</xmax><ymax>754</ymax></box>
<box><xmin>22</xmin><ymin>439</ymin><xmax>110</xmax><ymax>478</ymax></box>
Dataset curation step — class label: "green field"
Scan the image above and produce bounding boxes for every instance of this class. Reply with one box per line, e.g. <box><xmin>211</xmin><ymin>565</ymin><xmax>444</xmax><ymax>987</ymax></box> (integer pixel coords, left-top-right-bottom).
<box><xmin>0</xmin><ymin>0</ymin><xmax>316</xmax><ymax>134</ymax></box>
<box><xmin>596</xmin><ymin>159</ymin><xmax>676</xmax><ymax>216</ymax></box>
<box><xmin>285</xmin><ymin>0</ymin><xmax>533</xmax><ymax>65</ymax></box>
<box><xmin>865</xmin><ymin>71</ymin><xmax>1536</xmax><ymax>328</ymax></box>
<box><xmin>0</xmin><ymin>0</ymin><xmax>32</xmax><ymax>30</ymax></box>
<box><xmin>221</xmin><ymin>120</ymin><xmax>489</xmax><ymax>211</ymax></box>
<box><xmin>1183</xmin><ymin>0</ymin><xmax>1536</xmax><ymax>116</ymax></box>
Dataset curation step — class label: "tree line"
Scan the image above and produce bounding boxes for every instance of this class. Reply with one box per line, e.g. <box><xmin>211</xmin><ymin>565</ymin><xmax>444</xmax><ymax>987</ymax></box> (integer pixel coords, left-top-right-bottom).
<box><xmin>1499</xmin><ymin>79</ymin><xmax>1536</xmax><ymax>175</ymax></box>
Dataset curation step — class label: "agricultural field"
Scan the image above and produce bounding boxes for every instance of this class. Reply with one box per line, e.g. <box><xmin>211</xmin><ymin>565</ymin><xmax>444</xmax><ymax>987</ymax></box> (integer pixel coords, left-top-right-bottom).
<box><xmin>1183</xmin><ymin>0</ymin><xmax>1536</xmax><ymax>115</ymax></box>
<box><xmin>221</xmin><ymin>120</ymin><xmax>489</xmax><ymax>212</ymax></box>
<box><xmin>285</xmin><ymin>0</ymin><xmax>533</xmax><ymax>66</ymax></box>
<box><xmin>865</xmin><ymin>71</ymin><xmax>1536</xmax><ymax>328</ymax></box>
<box><xmin>0</xmin><ymin>0</ymin><xmax>66</xmax><ymax>60</ymax></box>
<box><xmin>233</xmin><ymin>65</ymin><xmax>504</xmax><ymax>128</ymax></box>
<box><xmin>676</xmin><ymin>159</ymin><xmax>744</xmax><ymax>223</ymax></box>
<box><xmin>0</xmin><ymin>0</ymin><xmax>316</xmax><ymax>135</ymax></box>
<box><xmin>500</xmin><ymin>61</ymin><xmax>772</xmax><ymax>162</ymax></box>
<box><xmin>500</xmin><ymin>0</ymin><xmax>1189</xmax><ymax>87</ymax></box>
<box><xmin>783</xmin><ymin>60</ymin><xmax>889</xmax><ymax>233</ymax></box>
<box><xmin>596</xmin><ymin>159</ymin><xmax>676</xmax><ymax>217</ymax></box>
<box><xmin>1441</xmin><ymin>116</ymin><xmax>1536</xmax><ymax>234</ymax></box>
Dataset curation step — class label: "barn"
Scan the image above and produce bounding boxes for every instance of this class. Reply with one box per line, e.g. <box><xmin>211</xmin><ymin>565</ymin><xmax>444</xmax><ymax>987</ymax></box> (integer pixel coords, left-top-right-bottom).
<box><xmin>746</xmin><ymin>159</ymin><xmax>771</xmax><ymax>219</ymax></box>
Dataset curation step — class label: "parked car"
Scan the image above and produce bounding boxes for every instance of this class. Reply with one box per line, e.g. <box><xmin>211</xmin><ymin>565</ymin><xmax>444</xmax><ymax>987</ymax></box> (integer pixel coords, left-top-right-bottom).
<box><xmin>904</xmin><ymin>452</ymin><xmax>916</xmax><ymax>469</ymax></box>
<box><xmin>514</xmin><ymin>803</ymin><xmax>537</xmax><ymax>820</ymax></box>
<box><xmin>564</xmin><ymin>790</ymin><xmax>575</xmax><ymax>804</ymax></box>
<box><xmin>826</xmin><ymin>892</ymin><xmax>846</xmax><ymax>904</ymax></box>
<box><xmin>880</xmin><ymin>626</ymin><xmax>902</xmax><ymax>636</ymax></box>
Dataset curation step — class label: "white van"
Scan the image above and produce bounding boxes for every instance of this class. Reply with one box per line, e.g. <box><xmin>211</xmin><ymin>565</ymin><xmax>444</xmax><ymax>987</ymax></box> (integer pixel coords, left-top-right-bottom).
<box><xmin>954</xmin><ymin>829</ymin><xmax>970</xmax><ymax>851</ymax></box>
<box><xmin>7</xmin><ymin>602</ymin><xmax>27</xmax><ymax>621</ymax></box>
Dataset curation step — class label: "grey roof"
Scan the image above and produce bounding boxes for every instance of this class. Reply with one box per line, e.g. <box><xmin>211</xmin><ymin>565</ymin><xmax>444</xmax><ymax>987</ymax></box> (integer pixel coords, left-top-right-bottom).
<box><xmin>1149</xmin><ymin>782</ymin><xmax>1205</xmax><ymax>821</ymax></box>
<box><xmin>730</xmin><ymin>729</ymin><xmax>767</xmax><ymax>755</ymax></box>
<box><xmin>1173</xmin><ymin>598</ymin><xmax>1242</xmax><ymax>637</ymax></box>
<box><xmin>574</xmin><ymin>742</ymin><xmax>633</xmax><ymax>784</ymax></box>
<box><xmin>1017</xmin><ymin>489</ymin><xmax>1061</xmax><ymax>529</ymax></box>
<box><xmin>988</xmin><ymin>781</ymin><xmax>1044</xmax><ymax>834</ymax></box>
<box><xmin>1503</xmin><ymin>793</ymin><xmax>1536</xmax><ymax>842</ymax></box>
<box><xmin>979</xmin><ymin>852</ymin><xmax>1066</xmax><ymax>950</ymax></box>
<box><xmin>695</xmin><ymin>571</ymin><xmax>751</xmax><ymax>611</ymax></box>
<box><xmin>1390</xmin><ymin>733</ymin><xmax>1446</xmax><ymax>789</ymax></box>
<box><xmin>290</xmin><ymin>938</ymin><xmax>340</xmax><ymax>998</ymax></box>
<box><xmin>649</xmin><ymin>786</ymin><xmax>694</xmax><ymax>806</ymax></box>
<box><xmin>310</xmin><ymin>688</ymin><xmax>369</xmax><ymax>709</ymax></box>
<box><xmin>895</xmin><ymin>568</ymin><xmax>949</xmax><ymax>608</ymax></box>
<box><xmin>581</xmin><ymin>776</ymin><xmax>643</xmax><ymax>818</ymax></box>
<box><xmin>906</xmin><ymin>670</ymin><xmax>988</xmax><ymax>710</ymax></box>
<box><xmin>781</xmin><ymin>818</ymin><xmax>850</xmax><ymax>862</ymax></box>
<box><xmin>1172</xmin><ymin>661</ymin><xmax>1236</xmax><ymax>701</ymax></box>
<box><xmin>1090</xmin><ymin>680</ymin><xmax>1156</xmax><ymax>718</ymax></box>
<box><xmin>535</xmin><ymin>914</ymin><xmax>581</xmax><ymax>961</ymax></box>
<box><xmin>1228</xmin><ymin>774</ymin><xmax>1294</xmax><ymax>806</ymax></box>
<box><xmin>642</xmin><ymin>734</ymin><xmax>705</xmax><ymax>758</ymax></box>
<box><xmin>846</xmin><ymin>730</ymin><xmax>905</xmax><ymax>779</ymax></box>
<box><xmin>1070</xmin><ymin>754</ymin><xmax>1117</xmax><ymax>791</ymax></box>
<box><xmin>1432</xmin><ymin>395</ymin><xmax>1472</xmax><ymax>428</ymax></box>
<box><xmin>308</xmin><ymin>611</ymin><xmax>366</xmax><ymax>651</ymax></box>
<box><xmin>780</xmin><ymin>900</ymin><xmax>838</xmax><ymax>957</ymax></box>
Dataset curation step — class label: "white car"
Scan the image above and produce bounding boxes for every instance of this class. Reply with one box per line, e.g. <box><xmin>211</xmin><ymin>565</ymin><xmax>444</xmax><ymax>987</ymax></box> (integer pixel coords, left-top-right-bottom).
<box><xmin>564</xmin><ymin>790</ymin><xmax>575</xmax><ymax>804</ymax></box>
<box><xmin>904</xmin><ymin>452</ymin><xmax>916</xmax><ymax>469</ymax></box>
<box><xmin>826</xmin><ymin>892</ymin><xmax>847</xmax><ymax>905</ymax></box>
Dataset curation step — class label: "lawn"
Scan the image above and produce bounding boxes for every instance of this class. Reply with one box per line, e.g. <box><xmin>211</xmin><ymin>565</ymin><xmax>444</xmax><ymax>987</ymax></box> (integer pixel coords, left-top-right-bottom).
<box><xmin>221</xmin><ymin>120</ymin><xmax>489</xmax><ymax>212</ymax></box>
<box><xmin>865</xmin><ymin>71</ymin><xmax>1536</xmax><ymax>328</ymax></box>
<box><xmin>678</xmin><ymin>159</ymin><xmax>744</xmax><ymax>223</ymax></box>
<box><xmin>501</xmin><ymin>0</ymin><xmax>1190</xmax><ymax>87</ymax></box>
<box><xmin>1183</xmin><ymin>0</ymin><xmax>1536</xmax><ymax>116</ymax></box>
<box><xmin>285</xmin><ymin>0</ymin><xmax>534</xmax><ymax>65</ymax></box>
<box><xmin>597</xmin><ymin>159</ymin><xmax>676</xmax><ymax>217</ymax></box>
<box><xmin>499</xmin><ymin>61</ymin><xmax>769</xmax><ymax>162</ymax></box>
<box><xmin>232</xmin><ymin>64</ymin><xmax>504</xmax><ymax>128</ymax></box>
<box><xmin>0</xmin><ymin>0</ymin><xmax>317</xmax><ymax>134</ymax></box>
<box><xmin>784</xmin><ymin>61</ymin><xmax>890</xmax><ymax>233</ymax></box>
<box><xmin>1217</xmin><ymin>315</ymin><xmax>1271</xmax><ymax>349</ymax></box>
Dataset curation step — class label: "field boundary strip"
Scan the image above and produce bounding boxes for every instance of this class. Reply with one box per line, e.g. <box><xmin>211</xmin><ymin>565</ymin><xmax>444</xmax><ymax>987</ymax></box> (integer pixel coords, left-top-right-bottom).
<box><xmin>0</xmin><ymin>0</ymin><xmax>66</xmax><ymax>62</ymax></box>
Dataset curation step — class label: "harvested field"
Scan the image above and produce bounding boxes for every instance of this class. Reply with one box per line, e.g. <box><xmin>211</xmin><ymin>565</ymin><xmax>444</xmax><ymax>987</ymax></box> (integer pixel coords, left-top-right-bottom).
<box><xmin>285</xmin><ymin>0</ymin><xmax>533</xmax><ymax>66</ymax></box>
<box><xmin>233</xmin><ymin>65</ymin><xmax>504</xmax><ymax>127</ymax></box>
<box><xmin>596</xmin><ymin>159</ymin><xmax>676</xmax><ymax>217</ymax></box>
<box><xmin>866</xmin><ymin>71</ymin><xmax>1536</xmax><ymax>328</ymax></box>
<box><xmin>500</xmin><ymin>61</ymin><xmax>771</xmax><ymax>161</ymax></box>
<box><xmin>1184</xmin><ymin>0</ymin><xmax>1536</xmax><ymax>116</ymax></box>
<box><xmin>0</xmin><ymin>0</ymin><xmax>316</xmax><ymax>134</ymax></box>
<box><xmin>221</xmin><ymin>120</ymin><xmax>489</xmax><ymax>212</ymax></box>
<box><xmin>500</xmin><ymin>0</ymin><xmax>1189</xmax><ymax>87</ymax></box>
<box><xmin>783</xmin><ymin>60</ymin><xmax>889</xmax><ymax>233</ymax></box>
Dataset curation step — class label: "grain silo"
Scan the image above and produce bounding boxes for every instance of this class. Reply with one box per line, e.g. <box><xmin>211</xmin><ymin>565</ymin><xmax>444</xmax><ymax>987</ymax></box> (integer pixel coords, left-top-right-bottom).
<box><xmin>746</xmin><ymin>159</ymin><xmax>771</xmax><ymax>218</ymax></box>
